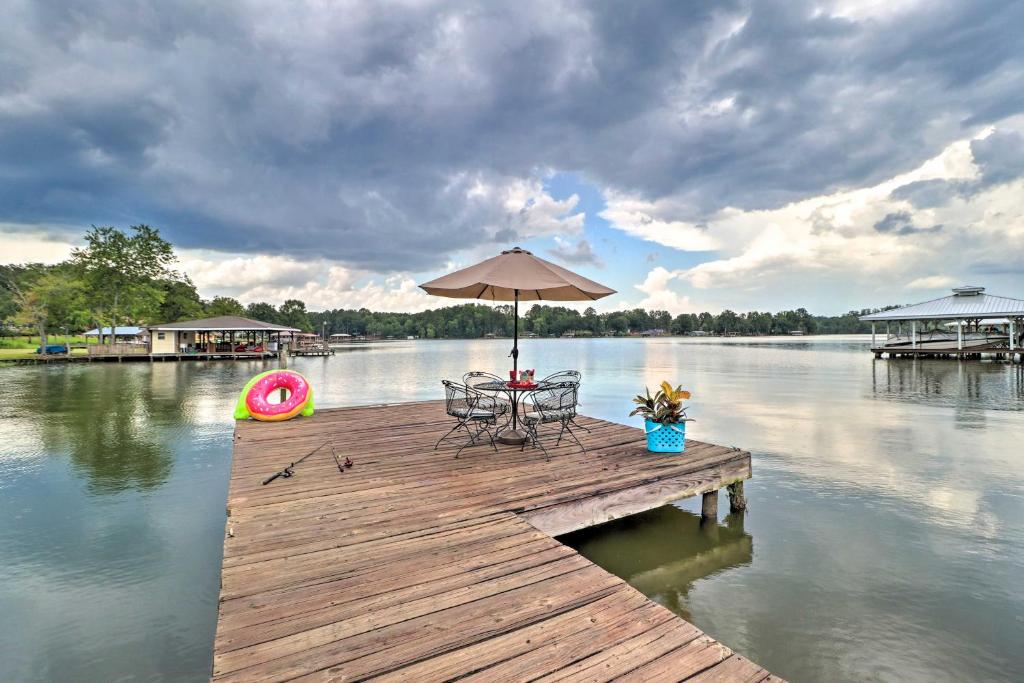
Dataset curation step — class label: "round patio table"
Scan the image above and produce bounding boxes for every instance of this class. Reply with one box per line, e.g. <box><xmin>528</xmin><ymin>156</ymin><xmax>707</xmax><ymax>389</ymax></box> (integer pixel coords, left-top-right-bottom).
<box><xmin>476</xmin><ymin>380</ymin><xmax>555</xmax><ymax>445</ymax></box>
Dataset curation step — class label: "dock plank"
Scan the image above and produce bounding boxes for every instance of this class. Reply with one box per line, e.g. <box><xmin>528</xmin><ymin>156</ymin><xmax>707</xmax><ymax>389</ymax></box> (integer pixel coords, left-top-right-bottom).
<box><xmin>213</xmin><ymin>400</ymin><xmax>776</xmax><ymax>682</ymax></box>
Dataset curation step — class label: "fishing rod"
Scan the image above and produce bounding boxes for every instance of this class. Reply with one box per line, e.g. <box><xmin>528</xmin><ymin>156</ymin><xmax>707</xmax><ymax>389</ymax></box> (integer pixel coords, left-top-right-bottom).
<box><xmin>262</xmin><ymin>441</ymin><xmax>346</xmax><ymax>485</ymax></box>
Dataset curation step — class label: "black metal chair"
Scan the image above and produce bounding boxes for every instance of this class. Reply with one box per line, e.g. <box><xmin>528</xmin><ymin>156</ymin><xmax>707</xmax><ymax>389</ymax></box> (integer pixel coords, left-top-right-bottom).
<box><xmin>539</xmin><ymin>370</ymin><xmax>590</xmax><ymax>433</ymax></box>
<box><xmin>521</xmin><ymin>381</ymin><xmax>583</xmax><ymax>459</ymax></box>
<box><xmin>435</xmin><ymin>380</ymin><xmax>510</xmax><ymax>457</ymax></box>
<box><xmin>463</xmin><ymin>371</ymin><xmax>506</xmax><ymax>389</ymax></box>
<box><xmin>540</xmin><ymin>370</ymin><xmax>580</xmax><ymax>385</ymax></box>
<box><xmin>464</xmin><ymin>371</ymin><xmax>513</xmax><ymax>430</ymax></box>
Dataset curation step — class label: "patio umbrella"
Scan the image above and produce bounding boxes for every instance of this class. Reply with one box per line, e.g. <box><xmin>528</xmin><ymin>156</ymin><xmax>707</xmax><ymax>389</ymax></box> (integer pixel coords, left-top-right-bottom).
<box><xmin>418</xmin><ymin>247</ymin><xmax>616</xmax><ymax>375</ymax></box>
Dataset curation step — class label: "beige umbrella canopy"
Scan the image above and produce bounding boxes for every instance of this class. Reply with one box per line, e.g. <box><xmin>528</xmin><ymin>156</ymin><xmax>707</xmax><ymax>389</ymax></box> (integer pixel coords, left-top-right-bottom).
<box><xmin>419</xmin><ymin>247</ymin><xmax>616</xmax><ymax>302</ymax></box>
<box><xmin>419</xmin><ymin>247</ymin><xmax>616</xmax><ymax>373</ymax></box>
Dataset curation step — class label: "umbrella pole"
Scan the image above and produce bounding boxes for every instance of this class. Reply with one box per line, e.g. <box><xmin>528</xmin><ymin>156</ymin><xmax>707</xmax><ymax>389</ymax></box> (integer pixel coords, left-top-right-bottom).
<box><xmin>512</xmin><ymin>289</ymin><xmax>519</xmax><ymax>432</ymax></box>
<box><xmin>499</xmin><ymin>289</ymin><xmax>527</xmax><ymax>446</ymax></box>
<box><xmin>512</xmin><ymin>289</ymin><xmax>519</xmax><ymax>377</ymax></box>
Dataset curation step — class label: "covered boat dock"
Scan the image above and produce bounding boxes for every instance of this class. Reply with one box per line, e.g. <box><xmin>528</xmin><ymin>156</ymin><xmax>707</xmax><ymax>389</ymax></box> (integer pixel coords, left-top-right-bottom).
<box><xmin>861</xmin><ymin>286</ymin><xmax>1024</xmax><ymax>361</ymax></box>
<box><xmin>146</xmin><ymin>315</ymin><xmax>299</xmax><ymax>360</ymax></box>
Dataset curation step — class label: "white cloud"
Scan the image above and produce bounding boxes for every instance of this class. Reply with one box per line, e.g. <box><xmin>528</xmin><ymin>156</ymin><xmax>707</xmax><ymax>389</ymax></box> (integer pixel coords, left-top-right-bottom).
<box><xmin>176</xmin><ymin>249</ymin><xmax>434</xmax><ymax>311</ymax></box>
<box><xmin>600</xmin><ymin>193</ymin><xmax>719</xmax><ymax>252</ymax></box>
<box><xmin>906</xmin><ymin>275</ymin><xmax>955</xmax><ymax>290</ymax></box>
<box><xmin>632</xmin><ymin>267</ymin><xmax>695</xmax><ymax>315</ymax></box>
<box><xmin>0</xmin><ymin>224</ymin><xmax>78</xmax><ymax>264</ymax></box>
<box><xmin>461</xmin><ymin>175</ymin><xmax>585</xmax><ymax>240</ymax></box>
<box><xmin>606</xmin><ymin>124</ymin><xmax>1024</xmax><ymax>309</ymax></box>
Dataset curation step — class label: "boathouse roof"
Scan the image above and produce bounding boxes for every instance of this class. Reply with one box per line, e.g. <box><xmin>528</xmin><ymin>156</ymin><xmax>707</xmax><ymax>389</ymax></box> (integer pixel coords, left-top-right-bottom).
<box><xmin>147</xmin><ymin>315</ymin><xmax>300</xmax><ymax>332</ymax></box>
<box><xmin>84</xmin><ymin>326</ymin><xmax>144</xmax><ymax>336</ymax></box>
<box><xmin>860</xmin><ymin>286</ymin><xmax>1024</xmax><ymax>321</ymax></box>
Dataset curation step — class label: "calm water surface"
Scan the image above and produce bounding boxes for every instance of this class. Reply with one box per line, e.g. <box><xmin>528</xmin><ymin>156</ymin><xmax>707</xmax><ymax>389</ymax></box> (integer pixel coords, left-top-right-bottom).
<box><xmin>1</xmin><ymin>337</ymin><xmax>1022</xmax><ymax>681</ymax></box>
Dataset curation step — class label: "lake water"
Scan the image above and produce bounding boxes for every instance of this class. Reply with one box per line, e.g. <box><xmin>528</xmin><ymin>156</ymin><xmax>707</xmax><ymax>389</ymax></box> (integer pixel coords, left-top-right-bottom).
<box><xmin>1</xmin><ymin>337</ymin><xmax>1022</xmax><ymax>681</ymax></box>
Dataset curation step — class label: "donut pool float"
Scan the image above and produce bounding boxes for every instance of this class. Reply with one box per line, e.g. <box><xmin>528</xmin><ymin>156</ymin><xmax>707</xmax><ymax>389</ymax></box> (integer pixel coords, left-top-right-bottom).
<box><xmin>233</xmin><ymin>370</ymin><xmax>315</xmax><ymax>422</ymax></box>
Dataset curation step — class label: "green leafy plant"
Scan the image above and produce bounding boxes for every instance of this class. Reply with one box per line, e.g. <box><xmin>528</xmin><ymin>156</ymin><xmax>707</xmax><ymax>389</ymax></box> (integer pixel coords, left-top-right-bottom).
<box><xmin>629</xmin><ymin>381</ymin><xmax>692</xmax><ymax>423</ymax></box>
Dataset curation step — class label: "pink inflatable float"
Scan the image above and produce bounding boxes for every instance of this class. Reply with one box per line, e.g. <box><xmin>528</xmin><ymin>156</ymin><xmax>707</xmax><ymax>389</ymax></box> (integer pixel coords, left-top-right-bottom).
<box><xmin>233</xmin><ymin>370</ymin><xmax>315</xmax><ymax>422</ymax></box>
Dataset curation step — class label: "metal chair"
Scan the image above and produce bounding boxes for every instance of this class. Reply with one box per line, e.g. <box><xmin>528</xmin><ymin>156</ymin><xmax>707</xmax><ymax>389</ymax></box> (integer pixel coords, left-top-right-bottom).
<box><xmin>464</xmin><ymin>371</ymin><xmax>513</xmax><ymax>430</ymax></box>
<box><xmin>463</xmin><ymin>371</ymin><xmax>506</xmax><ymax>389</ymax></box>
<box><xmin>539</xmin><ymin>370</ymin><xmax>590</xmax><ymax>433</ymax></box>
<box><xmin>521</xmin><ymin>381</ymin><xmax>583</xmax><ymax>459</ymax></box>
<box><xmin>435</xmin><ymin>380</ymin><xmax>509</xmax><ymax>457</ymax></box>
<box><xmin>540</xmin><ymin>370</ymin><xmax>581</xmax><ymax>385</ymax></box>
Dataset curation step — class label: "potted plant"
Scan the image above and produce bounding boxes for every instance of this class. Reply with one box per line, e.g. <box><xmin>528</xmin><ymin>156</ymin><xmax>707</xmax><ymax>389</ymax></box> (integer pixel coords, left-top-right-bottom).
<box><xmin>629</xmin><ymin>381</ymin><xmax>693</xmax><ymax>453</ymax></box>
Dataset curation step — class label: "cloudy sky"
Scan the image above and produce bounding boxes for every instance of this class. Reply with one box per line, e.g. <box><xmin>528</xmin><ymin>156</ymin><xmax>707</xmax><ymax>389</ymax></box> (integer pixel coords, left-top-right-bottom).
<box><xmin>2</xmin><ymin>0</ymin><xmax>1023</xmax><ymax>314</ymax></box>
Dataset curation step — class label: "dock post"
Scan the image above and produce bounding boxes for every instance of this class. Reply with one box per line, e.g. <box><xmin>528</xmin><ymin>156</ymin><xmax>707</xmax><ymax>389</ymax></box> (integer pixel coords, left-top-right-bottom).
<box><xmin>701</xmin><ymin>490</ymin><xmax>718</xmax><ymax>522</ymax></box>
<box><xmin>727</xmin><ymin>481</ymin><xmax>747</xmax><ymax>512</ymax></box>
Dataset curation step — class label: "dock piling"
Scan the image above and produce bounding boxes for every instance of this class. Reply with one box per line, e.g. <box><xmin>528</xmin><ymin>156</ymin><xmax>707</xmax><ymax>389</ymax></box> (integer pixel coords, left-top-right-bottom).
<box><xmin>701</xmin><ymin>489</ymin><xmax>719</xmax><ymax>522</ymax></box>
<box><xmin>727</xmin><ymin>480</ymin><xmax>747</xmax><ymax>512</ymax></box>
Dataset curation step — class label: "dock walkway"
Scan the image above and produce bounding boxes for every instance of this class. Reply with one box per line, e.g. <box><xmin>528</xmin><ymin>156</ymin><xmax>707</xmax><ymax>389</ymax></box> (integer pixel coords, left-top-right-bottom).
<box><xmin>214</xmin><ymin>400</ymin><xmax>778</xmax><ymax>681</ymax></box>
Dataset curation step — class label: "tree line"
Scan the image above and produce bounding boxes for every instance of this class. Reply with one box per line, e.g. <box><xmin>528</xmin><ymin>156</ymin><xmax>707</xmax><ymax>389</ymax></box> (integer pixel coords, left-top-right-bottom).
<box><xmin>307</xmin><ymin>303</ymin><xmax>878</xmax><ymax>339</ymax></box>
<box><xmin>2</xmin><ymin>224</ymin><xmax>883</xmax><ymax>348</ymax></box>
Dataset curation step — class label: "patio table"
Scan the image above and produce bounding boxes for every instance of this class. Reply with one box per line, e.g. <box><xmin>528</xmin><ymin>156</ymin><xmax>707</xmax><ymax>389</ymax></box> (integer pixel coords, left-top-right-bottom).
<box><xmin>476</xmin><ymin>380</ymin><xmax>556</xmax><ymax>445</ymax></box>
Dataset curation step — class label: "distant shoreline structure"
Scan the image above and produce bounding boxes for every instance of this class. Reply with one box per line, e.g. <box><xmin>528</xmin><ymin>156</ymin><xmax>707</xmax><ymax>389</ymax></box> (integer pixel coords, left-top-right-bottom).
<box><xmin>861</xmin><ymin>286</ymin><xmax>1023</xmax><ymax>362</ymax></box>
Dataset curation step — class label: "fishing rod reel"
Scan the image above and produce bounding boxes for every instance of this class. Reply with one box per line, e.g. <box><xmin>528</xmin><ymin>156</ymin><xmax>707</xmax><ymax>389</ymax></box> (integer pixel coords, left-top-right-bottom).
<box><xmin>262</xmin><ymin>441</ymin><xmax>351</xmax><ymax>485</ymax></box>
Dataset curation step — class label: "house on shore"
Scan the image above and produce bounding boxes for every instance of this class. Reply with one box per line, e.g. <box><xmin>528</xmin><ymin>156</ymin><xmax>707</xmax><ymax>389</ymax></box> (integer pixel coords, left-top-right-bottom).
<box><xmin>860</xmin><ymin>286</ymin><xmax>1024</xmax><ymax>361</ymax></box>
<box><xmin>81</xmin><ymin>315</ymin><xmax>299</xmax><ymax>361</ymax></box>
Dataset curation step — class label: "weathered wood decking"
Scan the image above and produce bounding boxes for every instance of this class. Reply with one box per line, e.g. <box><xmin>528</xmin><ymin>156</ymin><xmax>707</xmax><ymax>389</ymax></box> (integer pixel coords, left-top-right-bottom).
<box><xmin>213</xmin><ymin>400</ymin><xmax>777</xmax><ymax>682</ymax></box>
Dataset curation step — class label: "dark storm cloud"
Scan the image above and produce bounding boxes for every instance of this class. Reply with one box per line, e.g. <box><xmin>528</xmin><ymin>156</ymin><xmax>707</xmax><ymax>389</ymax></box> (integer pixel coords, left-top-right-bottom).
<box><xmin>970</xmin><ymin>130</ymin><xmax>1024</xmax><ymax>187</ymax></box>
<box><xmin>873</xmin><ymin>211</ymin><xmax>942</xmax><ymax>236</ymax></box>
<box><xmin>1</xmin><ymin>0</ymin><xmax>1022</xmax><ymax>271</ymax></box>
<box><xmin>889</xmin><ymin>179</ymin><xmax>969</xmax><ymax>209</ymax></box>
<box><xmin>891</xmin><ymin>130</ymin><xmax>1024</xmax><ymax>208</ymax></box>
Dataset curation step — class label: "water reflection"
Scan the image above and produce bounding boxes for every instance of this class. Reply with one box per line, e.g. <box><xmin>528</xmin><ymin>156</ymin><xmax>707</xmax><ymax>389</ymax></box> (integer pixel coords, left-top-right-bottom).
<box><xmin>1</xmin><ymin>338</ymin><xmax>1022</xmax><ymax>682</ymax></box>
<box><xmin>36</xmin><ymin>366</ymin><xmax>173</xmax><ymax>493</ymax></box>
<box><xmin>0</xmin><ymin>364</ymin><xmax>234</xmax><ymax>681</ymax></box>
<box><xmin>562</xmin><ymin>506</ymin><xmax>752</xmax><ymax>621</ymax></box>
<box><xmin>871</xmin><ymin>359</ymin><xmax>1024</xmax><ymax>429</ymax></box>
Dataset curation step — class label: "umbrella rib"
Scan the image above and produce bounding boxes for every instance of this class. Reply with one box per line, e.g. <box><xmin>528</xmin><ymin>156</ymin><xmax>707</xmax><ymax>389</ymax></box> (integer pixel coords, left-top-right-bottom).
<box><xmin>475</xmin><ymin>283</ymin><xmax>489</xmax><ymax>299</ymax></box>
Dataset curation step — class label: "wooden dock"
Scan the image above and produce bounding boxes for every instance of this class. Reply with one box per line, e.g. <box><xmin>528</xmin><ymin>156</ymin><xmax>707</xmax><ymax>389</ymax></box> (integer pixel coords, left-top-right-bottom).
<box><xmin>290</xmin><ymin>343</ymin><xmax>335</xmax><ymax>357</ymax></box>
<box><xmin>872</xmin><ymin>343</ymin><xmax>1021</xmax><ymax>361</ymax></box>
<box><xmin>213</xmin><ymin>400</ymin><xmax>777</xmax><ymax>682</ymax></box>
<box><xmin>5</xmin><ymin>350</ymin><xmax>280</xmax><ymax>365</ymax></box>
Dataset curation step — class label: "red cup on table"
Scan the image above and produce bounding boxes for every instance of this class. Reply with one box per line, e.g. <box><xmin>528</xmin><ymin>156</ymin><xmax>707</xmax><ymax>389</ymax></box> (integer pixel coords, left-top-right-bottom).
<box><xmin>509</xmin><ymin>370</ymin><xmax>516</xmax><ymax>381</ymax></box>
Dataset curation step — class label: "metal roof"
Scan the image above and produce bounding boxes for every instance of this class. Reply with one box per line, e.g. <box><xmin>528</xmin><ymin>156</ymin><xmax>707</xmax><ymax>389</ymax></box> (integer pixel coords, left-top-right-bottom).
<box><xmin>84</xmin><ymin>326</ymin><xmax>144</xmax><ymax>336</ymax></box>
<box><xmin>147</xmin><ymin>315</ymin><xmax>300</xmax><ymax>332</ymax></box>
<box><xmin>860</xmin><ymin>287</ymin><xmax>1024</xmax><ymax>321</ymax></box>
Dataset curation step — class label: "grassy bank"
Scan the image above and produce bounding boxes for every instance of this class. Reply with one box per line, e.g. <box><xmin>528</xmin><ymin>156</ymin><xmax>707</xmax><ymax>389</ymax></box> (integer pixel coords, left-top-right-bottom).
<box><xmin>0</xmin><ymin>335</ymin><xmax>89</xmax><ymax>349</ymax></box>
<box><xmin>0</xmin><ymin>347</ymin><xmax>89</xmax><ymax>361</ymax></box>
<box><xmin>0</xmin><ymin>336</ymin><xmax>90</xmax><ymax>362</ymax></box>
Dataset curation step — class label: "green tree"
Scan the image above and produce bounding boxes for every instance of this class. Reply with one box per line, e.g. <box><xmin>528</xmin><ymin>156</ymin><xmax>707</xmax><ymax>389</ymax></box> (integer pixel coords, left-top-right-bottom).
<box><xmin>0</xmin><ymin>263</ymin><xmax>88</xmax><ymax>349</ymax></box>
<box><xmin>157</xmin><ymin>277</ymin><xmax>204</xmax><ymax>322</ymax></box>
<box><xmin>607</xmin><ymin>314</ymin><xmax>629</xmax><ymax>335</ymax></box>
<box><xmin>670</xmin><ymin>313</ymin><xmax>695</xmax><ymax>334</ymax></box>
<box><xmin>245</xmin><ymin>302</ymin><xmax>280</xmax><ymax>324</ymax></box>
<box><xmin>72</xmin><ymin>225</ymin><xmax>177</xmax><ymax>343</ymax></box>
<box><xmin>278</xmin><ymin>299</ymin><xmax>312</xmax><ymax>331</ymax></box>
<box><xmin>206</xmin><ymin>296</ymin><xmax>245</xmax><ymax>317</ymax></box>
